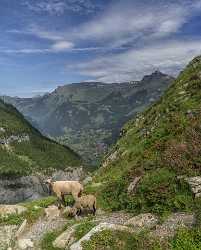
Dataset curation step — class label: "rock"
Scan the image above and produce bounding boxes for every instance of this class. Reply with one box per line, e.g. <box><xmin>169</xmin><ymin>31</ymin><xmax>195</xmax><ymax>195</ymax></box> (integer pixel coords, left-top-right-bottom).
<box><xmin>16</xmin><ymin>219</ymin><xmax>27</xmax><ymax>239</ymax></box>
<box><xmin>0</xmin><ymin>205</ymin><xmax>27</xmax><ymax>216</ymax></box>
<box><xmin>17</xmin><ymin>238</ymin><xmax>34</xmax><ymax>249</ymax></box>
<box><xmin>102</xmin><ymin>150</ymin><xmax>118</xmax><ymax>168</ymax></box>
<box><xmin>150</xmin><ymin>213</ymin><xmax>195</xmax><ymax>239</ymax></box>
<box><xmin>70</xmin><ymin>222</ymin><xmax>134</xmax><ymax>250</ymax></box>
<box><xmin>82</xmin><ymin>176</ymin><xmax>93</xmax><ymax>185</ymax></box>
<box><xmin>62</xmin><ymin>206</ymin><xmax>76</xmax><ymax>217</ymax></box>
<box><xmin>0</xmin><ymin>175</ymin><xmax>47</xmax><ymax>204</ymax></box>
<box><xmin>0</xmin><ymin>225</ymin><xmax>18</xmax><ymax>249</ymax></box>
<box><xmin>53</xmin><ymin>226</ymin><xmax>76</xmax><ymax>249</ymax></box>
<box><xmin>0</xmin><ymin>167</ymin><xmax>85</xmax><ymax>204</ymax></box>
<box><xmin>124</xmin><ymin>213</ymin><xmax>158</xmax><ymax>230</ymax></box>
<box><xmin>179</xmin><ymin>176</ymin><xmax>201</xmax><ymax>198</ymax></box>
<box><xmin>45</xmin><ymin>205</ymin><xmax>60</xmax><ymax>218</ymax></box>
<box><xmin>127</xmin><ymin>176</ymin><xmax>141</xmax><ymax>194</ymax></box>
<box><xmin>52</xmin><ymin>167</ymin><xmax>85</xmax><ymax>182</ymax></box>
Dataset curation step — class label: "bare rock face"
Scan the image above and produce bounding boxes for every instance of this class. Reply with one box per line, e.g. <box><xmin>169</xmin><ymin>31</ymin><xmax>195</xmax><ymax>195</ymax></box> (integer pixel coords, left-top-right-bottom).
<box><xmin>0</xmin><ymin>167</ymin><xmax>85</xmax><ymax>204</ymax></box>
<box><xmin>53</xmin><ymin>225</ymin><xmax>76</xmax><ymax>249</ymax></box>
<box><xmin>150</xmin><ymin>213</ymin><xmax>195</xmax><ymax>239</ymax></box>
<box><xmin>0</xmin><ymin>204</ymin><xmax>27</xmax><ymax>216</ymax></box>
<box><xmin>124</xmin><ymin>213</ymin><xmax>158</xmax><ymax>230</ymax></box>
<box><xmin>70</xmin><ymin>222</ymin><xmax>134</xmax><ymax>250</ymax></box>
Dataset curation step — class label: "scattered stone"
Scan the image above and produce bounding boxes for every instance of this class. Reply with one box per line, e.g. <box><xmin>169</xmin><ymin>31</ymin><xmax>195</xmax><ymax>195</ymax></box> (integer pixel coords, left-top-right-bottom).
<box><xmin>0</xmin><ymin>205</ymin><xmax>27</xmax><ymax>216</ymax></box>
<box><xmin>16</xmin><ymin>219</ymin><xmax>27</xmax><ymax>239</ymax></box>
<box><xmin>53</xmin><ymin>225</ymin><xmax>76</xmax><ymax>249</ymax></box>
<box><xmin>0</xmin><ymin>225</ymin><xmax>18</xmax><ymax>249</ymax></box>
<box><xmin>127</xmin><ymin>176</ymin><xmax>141</xmax><ymax>194</ymax></box>
<box><xmin>124</xmin><ymin>213</ymin><xmax>158</xmax><ymax>230</ymax></box>
<box><xmin>70</xmin><ymin>222</ymin><xmax>134</xmax><ymax>250</ymax></box>
<box><xmin>17</xmin><ymin>238</ymin><xmax>34</xmax><ymax>249</ymax></box>
<box><xmin>150</xmin><ymin>213</ymin><xmax>195</xmax><ymax>239</ymax></box>
<box><xmin>44</xmin><ymin>205</ymin><xmax>60</xmax><ymax>218</ymax></box>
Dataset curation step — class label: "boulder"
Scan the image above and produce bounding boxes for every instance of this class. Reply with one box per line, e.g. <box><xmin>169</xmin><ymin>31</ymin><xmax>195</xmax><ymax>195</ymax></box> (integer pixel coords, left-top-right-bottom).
<box><xmin>53</xmin><ymin>226</ymin><xmax>76</xmax><ymax>249</ymax></box>
<box><xmin>70</xmin><ymin>222</ymin><xmax>134</xmax><ymax>250</ymax></box>
<box><xmin>150</xmin><ymin>213</ymin><xmax>195</xmax><ymax>239</ymax></box>
<box><xmin>17</xmin><ymin>238</ymin><xmax>34</xmax><ymax>249</ymax></box>
<box><xmin>124</xmin><ymin>213</ymin><xmax>158</xmax><ymax>230</ymax></box>
<box><xmin>178</xmin><ymin>176</ymin><xmax>201</xmax><ymax>198</ymax></box>
<box><xmin>0</xmin><ymin>205</ymin><xmax>27</xmax><ymax>216</ymax></box>
<box><xmin>44</xmin><ymin>205</ymin><xmax>60</xmax><ymax>218</ymax></box>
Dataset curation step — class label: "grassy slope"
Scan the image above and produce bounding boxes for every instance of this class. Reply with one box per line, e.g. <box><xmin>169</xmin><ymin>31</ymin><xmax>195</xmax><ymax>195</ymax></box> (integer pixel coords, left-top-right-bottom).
<box><xmin>93</xmin><ymin>56</ymin><xmax>201</xmax><ymax>215</ymax></box>
<box><xmin>0</xmin><ymin>100</ymin><xmax>81</xmax><ymax>176</ymax></box>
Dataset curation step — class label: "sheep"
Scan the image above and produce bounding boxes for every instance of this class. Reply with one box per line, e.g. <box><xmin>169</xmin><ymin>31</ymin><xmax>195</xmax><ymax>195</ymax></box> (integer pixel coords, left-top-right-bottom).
<box><xmin>73</xmin><ymin>194</ymin><xmax>97</xmax><ymax>216</ymax></box>
<box><xmin>45</xmin><ymin>179</ymin><xmax>83</xmax><ymax>209</ymax></box>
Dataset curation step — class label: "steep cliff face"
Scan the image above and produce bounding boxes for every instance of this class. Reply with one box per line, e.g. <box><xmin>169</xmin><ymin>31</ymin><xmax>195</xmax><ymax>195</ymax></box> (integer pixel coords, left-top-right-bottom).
<box><xmin>95</xmin><ymin>56</ymin><xmax>201</xmax><ymax>214</ymax></box>
<box><xmin>3</xmin><ymin>72</ymin><xmax>173</xmax><ymax>165</ymax></box>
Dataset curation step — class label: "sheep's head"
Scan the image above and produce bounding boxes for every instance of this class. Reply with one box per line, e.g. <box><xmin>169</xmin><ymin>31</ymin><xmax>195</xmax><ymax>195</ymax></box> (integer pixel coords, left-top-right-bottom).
<box><xmin>44</xmin><ymin>178</ymin><xmax>53</xmax><ymax>195</ymax></box>
<box><xmin>44</xmin><ymin>178</ymin><xmax>52</xmax><ymax>185</ymax></box>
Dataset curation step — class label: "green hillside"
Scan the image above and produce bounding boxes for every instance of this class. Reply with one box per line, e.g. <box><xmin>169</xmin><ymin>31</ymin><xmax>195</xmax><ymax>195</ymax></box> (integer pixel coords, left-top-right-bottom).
<box><xmin>95</xmin><ymin>56</ymin><xmax>201</xmax><ymax>215</ymax></box>
<box><xmin>0</xmin><ymin>100</ymin><xmax>81</xmax><ymax>176</ymax></box>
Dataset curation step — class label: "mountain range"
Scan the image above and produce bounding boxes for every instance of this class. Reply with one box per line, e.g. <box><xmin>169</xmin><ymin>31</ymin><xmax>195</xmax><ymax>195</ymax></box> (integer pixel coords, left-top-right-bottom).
<box><xmin>2</xmin><ymin>71</ymin><xmax>174</xmax><ymax>165</ymax></box>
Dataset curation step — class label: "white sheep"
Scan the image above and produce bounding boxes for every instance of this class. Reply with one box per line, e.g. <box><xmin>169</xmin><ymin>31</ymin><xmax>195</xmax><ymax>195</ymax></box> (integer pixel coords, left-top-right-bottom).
<box><xmin>73</xmin><ymin>194</ymin><xmax>97</xmax><ymax>216</ymax></box>
<box><xmin>45</xmin><ymin>179</ymin><xmax>83</xmax><ymax>208</ymax></box>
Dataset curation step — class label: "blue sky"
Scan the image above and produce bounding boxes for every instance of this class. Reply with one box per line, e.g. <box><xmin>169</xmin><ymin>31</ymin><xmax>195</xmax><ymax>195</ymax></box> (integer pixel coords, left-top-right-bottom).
<box><xmin>1</xmin><ymin>0</ymin><xmax>201</xmax><ymax>97</ymax></box>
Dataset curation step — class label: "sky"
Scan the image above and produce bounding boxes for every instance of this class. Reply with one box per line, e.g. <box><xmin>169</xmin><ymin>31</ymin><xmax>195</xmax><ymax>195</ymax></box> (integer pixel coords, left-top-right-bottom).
<box><xmin>1</xmin><ymin>0</ymin><xmax>201</xmax><ymax>97</ymax></box>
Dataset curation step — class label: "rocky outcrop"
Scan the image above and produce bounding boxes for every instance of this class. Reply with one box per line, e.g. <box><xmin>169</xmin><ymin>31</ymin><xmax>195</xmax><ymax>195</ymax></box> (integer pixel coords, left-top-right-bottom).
<box><xmin>70</xmin><ymin>222</ymin><xmax>134</xmax><ymax>250</ymax></box>
<box><xmin>0</xmin><ymin>167</ymin><xmax>85</xmax><ymax>204</ymax></box>
<box><xmin>150</xmin><ymin>213</ymin><xmax>195</xmax><ymax>239</ymax></box>
<box><xmin>0</xmin><ymin>134</ymin><xmax>30</xmax><ymax>145</ymax></box>
<box><xmin>124</xmin><ymin>213</ymin><xmax>158</xmax><ymax>230</ymax></box>
<box><xmin>0</xmin><ymin>175</ymin><xmax>47</xmax><ymax>204</ymax></box>
<box><xmin>53</xmin><ymin>225</ymin><xmax>77</xmax><ymax>249</ymax></box>
<box><xmin>185</xmin><ymin>176</ymin><xmax>201</xmax><ymax>198</ymax></box>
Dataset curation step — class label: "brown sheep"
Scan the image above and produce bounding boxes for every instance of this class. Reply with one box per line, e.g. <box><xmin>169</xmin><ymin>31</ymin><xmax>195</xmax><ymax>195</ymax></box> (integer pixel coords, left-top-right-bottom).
<box><xmin>73</xmin><ymin>194</ymin><xmax>97</xmax><ymax>216</ymax></box>
<box><xmin>45</xmin><ymin>179</ymin><xmax>83</xmax><ymax>208</ymax></box>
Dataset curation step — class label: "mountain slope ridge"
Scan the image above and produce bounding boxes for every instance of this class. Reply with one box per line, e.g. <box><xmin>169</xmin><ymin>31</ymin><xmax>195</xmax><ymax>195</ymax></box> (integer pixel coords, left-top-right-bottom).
<box><xmin>94</xmin><ymin>55</ymin><xmax>201</xmax><ymax>215</ymax></box>
<box><xmin>2</xmin><ymin>71</ymin><xmax>174</xmax><ymax>165</ymax></box>
<box><xmin>0</xmin><ymin>99</ymin><xmax>81</xmax><ymax>177</ymax></box>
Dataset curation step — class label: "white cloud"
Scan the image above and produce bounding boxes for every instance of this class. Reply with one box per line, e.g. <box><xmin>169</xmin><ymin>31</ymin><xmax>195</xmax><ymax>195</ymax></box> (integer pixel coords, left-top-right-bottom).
<box><xmin>68</xmin><ymin>40</ymin><xmax>201</xmax><ymax>82</ymax></box>
<box><xmin>51</xmin><ymin>41</ymin><xmax>74</xmax><ymax>51</ymax></box>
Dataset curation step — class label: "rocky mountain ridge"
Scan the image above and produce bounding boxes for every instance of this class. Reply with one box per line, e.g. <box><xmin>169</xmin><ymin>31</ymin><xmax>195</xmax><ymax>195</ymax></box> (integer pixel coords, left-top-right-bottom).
<box><xmin>2</xmin><ymin>71</ymin><xmax>174</xmax><ymax>165</ymax></box>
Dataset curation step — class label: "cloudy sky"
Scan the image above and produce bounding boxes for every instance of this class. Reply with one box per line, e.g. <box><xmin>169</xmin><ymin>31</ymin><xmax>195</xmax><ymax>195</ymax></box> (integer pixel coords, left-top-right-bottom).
<box><xmin>1</xmin><ymin>0</ymin><xmax>201</xmax><ymax>96</ymax></box>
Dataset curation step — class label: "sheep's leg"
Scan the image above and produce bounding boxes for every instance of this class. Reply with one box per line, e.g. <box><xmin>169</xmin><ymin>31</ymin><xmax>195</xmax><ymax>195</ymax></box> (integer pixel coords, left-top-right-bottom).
<box><xmin>61</xmin><ymin>194</ymin><xmax>66</xmax><ymax>207</ymax></box>
<box><xmin>93</xmin><ymin>204</ymin><xmax>96</xmax><ymax>215</ymax></box>
<box><xmin>57</xmin><ymin>193</ymin><xmax>64</xmax><ymax>209</ymax></box>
